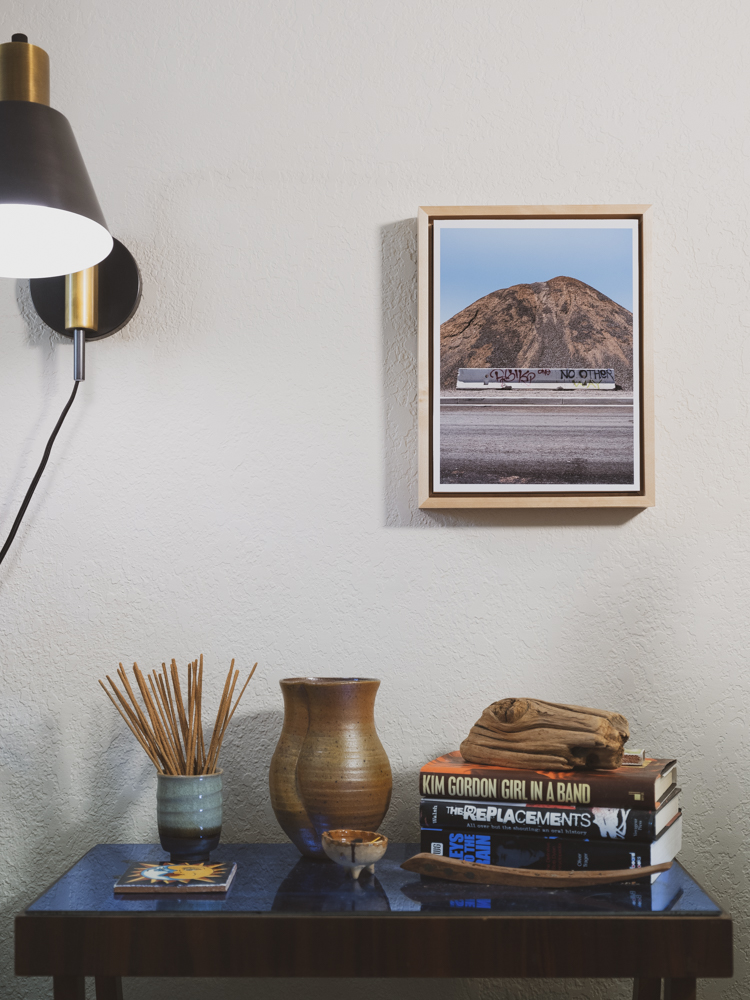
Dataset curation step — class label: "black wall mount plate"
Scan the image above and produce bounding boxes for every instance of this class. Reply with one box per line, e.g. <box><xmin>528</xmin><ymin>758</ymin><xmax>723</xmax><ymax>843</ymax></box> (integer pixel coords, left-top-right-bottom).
<box><xmin>29</xmin><ymin>237</ymin><xmax>141</xmax><ymax>341</ymax></box>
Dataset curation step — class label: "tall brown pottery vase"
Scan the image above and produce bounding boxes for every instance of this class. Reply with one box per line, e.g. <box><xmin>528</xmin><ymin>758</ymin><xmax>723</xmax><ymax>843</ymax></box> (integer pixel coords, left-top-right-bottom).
<box><xmin>269</xmin><ymin>677</ymin><xmax>392</xmax><ymax>858</ymax></box>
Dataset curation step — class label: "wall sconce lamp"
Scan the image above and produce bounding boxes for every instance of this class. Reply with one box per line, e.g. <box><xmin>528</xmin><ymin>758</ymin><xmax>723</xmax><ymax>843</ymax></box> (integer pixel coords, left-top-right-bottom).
<box><xmin>0</xmin><ymin>34</ymin><xmax>141</xmax><ymax>566</ymax></box>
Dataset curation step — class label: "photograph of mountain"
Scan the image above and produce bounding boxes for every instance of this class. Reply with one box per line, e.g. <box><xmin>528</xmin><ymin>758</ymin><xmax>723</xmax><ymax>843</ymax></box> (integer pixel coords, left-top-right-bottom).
<box><xmin>440</xmin><ymin>276</ymin><xmax>633</xmax><ymax>391</ymax></box>
<box><xmin>430</xmin><ymin>217</ymin><xmax>641</xmax><ymax>493</ymax></box>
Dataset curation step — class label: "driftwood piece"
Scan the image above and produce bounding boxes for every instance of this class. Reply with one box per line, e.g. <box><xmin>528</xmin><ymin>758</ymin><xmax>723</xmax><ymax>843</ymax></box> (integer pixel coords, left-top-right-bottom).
<box><xmin>460</xmin><ymin>698</ymin><xmax>629</xmax><ymax>771</ymax></box>
<box><xmin>401</xmin><ymin>853</ymin><xmax>670</xmax><ymax>888</ymax></box>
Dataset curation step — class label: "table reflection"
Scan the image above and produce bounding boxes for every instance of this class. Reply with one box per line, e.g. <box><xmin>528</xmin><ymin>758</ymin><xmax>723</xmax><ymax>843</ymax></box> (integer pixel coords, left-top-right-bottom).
<box><xmin>272</xmin><ymin>857</ymin><xmax>390</xmax><ymax>912</ymax></box>
<box><xmin>25</xmin><ymin>844</ymin><xmax>718</xmax><ymax>916</ymax></box>
<box><xmin>401</xmin><ymin>876</ymin><xmax>684</xmax><ymax>913</ymax></box>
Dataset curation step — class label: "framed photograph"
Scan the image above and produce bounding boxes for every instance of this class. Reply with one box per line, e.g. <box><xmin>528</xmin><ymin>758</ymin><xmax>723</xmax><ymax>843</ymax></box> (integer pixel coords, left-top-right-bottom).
<box><xmin>417</xmin><ymin>205</ymin><xmax>653</xmax><ymax>508</ymax></box>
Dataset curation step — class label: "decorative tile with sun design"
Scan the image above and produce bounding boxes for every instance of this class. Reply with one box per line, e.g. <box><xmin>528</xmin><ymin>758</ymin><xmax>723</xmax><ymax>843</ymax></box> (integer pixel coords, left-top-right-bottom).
<box><xmin>114</xmin><ymin>861</ymin><xmax>237</xmax><ymax>893</ymax></box>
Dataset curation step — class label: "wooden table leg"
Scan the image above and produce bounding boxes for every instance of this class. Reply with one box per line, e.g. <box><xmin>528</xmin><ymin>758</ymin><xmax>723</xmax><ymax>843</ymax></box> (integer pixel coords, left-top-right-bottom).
<box><xmin>633</xmin><ymin>979</ymin><xmax>662</xmax><ymax>999</ymax></box>
<box><xmin>53</xmin><ymin>977</ymin><xmax>85</xmax><ymax>1000</ymax></box>
<box><xmin>95</xmin><ymin>977</ymin><xmax>124</xmax><ymax>1000</ymax></box>
<box><xmin>664</xmin><ymin>980</ymin><xmax>697</xmax><ymax>1000</ymax></box>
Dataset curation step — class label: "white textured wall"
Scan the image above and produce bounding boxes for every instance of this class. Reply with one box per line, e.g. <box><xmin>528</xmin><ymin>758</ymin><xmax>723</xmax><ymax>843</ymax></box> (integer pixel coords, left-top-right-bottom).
<box><xmin>1</xmin><ymin>2</ymin><xmax>747</xmax><ymax>998</ymax></box>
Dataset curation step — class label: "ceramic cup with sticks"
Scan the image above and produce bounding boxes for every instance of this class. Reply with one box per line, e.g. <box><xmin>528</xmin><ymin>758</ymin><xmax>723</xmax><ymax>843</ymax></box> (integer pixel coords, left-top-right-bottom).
<box><xmin>100</xmin><ymin>655</ymin><xmax>256</xmax><ymax>861</ymax></box>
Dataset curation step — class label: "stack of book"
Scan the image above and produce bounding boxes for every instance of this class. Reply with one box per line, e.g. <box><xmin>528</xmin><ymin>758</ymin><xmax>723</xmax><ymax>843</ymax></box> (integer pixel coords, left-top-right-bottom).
<box><xmin>419</xmin><ymin>751</ymin><xmax>681</xmax><ymax>881</ymax></box>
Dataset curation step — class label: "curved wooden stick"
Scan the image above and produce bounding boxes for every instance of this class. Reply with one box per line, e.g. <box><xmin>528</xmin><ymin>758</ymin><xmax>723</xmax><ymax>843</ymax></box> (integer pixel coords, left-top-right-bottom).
<box><xmin>401</xmin><ymin>853</ymin><xmax>671</xmax><ymax>888</ymax></box>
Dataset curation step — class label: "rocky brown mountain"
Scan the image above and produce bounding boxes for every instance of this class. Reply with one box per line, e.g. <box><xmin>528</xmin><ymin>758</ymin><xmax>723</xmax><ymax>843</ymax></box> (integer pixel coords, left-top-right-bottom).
<box><xmin>440</xmin><ymin>276</ymin><xmax>633</xmax><ymax>389</ymax></box>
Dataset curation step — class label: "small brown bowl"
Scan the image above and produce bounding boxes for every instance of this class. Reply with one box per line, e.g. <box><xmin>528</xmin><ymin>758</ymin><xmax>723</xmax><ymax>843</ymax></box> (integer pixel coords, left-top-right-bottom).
<box><xmin>321</xmin><ymin>829</ymin><xmax>388</xmax><ymax>879</ymax></box>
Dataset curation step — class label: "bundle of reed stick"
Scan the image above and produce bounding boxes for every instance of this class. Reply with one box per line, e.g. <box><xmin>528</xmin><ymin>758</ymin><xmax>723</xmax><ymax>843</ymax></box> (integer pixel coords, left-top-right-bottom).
<box><xmin>100</xmin><ymin>655</ymin><xmax>257</xmax><ymax>775</ymax></box>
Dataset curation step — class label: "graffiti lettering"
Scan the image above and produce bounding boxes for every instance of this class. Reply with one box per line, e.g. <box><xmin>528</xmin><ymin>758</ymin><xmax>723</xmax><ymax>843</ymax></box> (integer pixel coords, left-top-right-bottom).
<box><xmin>487</xmin><ymin>369</ymin><xmax>538</xmax><ymax>383</ymax></box>
<box><xmin>576</xmin><ymin>369</ymin><xmax>612</xmax><ymax>381</ymax></box>
<box><xmin>456</xmin><ymin>367</ymin><xmax>616</xmax><ymax>388</ymax></box>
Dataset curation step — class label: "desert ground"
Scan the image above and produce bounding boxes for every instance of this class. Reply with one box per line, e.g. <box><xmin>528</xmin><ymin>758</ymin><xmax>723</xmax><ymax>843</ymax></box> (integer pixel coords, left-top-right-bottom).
<box><xmin>439</xmin><ymin>390</ymin><xmax>635</xmax><ymax>486</ymax></box>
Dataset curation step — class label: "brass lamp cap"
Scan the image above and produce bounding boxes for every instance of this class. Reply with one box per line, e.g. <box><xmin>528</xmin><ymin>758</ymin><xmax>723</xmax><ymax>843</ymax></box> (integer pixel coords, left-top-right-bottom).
<box><xmin>0</xmin><ymin>35</ymin><xmax>50</xmax><ymax>105</ymax></box>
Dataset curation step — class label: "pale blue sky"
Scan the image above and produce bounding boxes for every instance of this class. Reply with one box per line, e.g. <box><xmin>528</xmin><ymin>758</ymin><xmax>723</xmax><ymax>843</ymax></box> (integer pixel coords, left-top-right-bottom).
<box><xmin>438</xmin><ymin>226</ymin><xmax>634</xmax><ymax>323</ymax></box>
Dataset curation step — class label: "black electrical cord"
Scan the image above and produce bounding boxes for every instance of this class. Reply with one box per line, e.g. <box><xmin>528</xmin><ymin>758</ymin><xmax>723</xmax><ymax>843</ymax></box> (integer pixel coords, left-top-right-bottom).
<box><xmin>0</xmin><ymin>381</ymin><xmax>80</xmax><ymax>567</ymax></box>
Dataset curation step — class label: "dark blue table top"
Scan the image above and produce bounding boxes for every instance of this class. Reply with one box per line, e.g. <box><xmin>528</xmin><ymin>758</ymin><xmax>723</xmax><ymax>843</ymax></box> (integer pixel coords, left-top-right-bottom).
<box><xmin>24</xmin><ymin>843</ymin><xmax>724</xmax><ymax>916</ymax></box>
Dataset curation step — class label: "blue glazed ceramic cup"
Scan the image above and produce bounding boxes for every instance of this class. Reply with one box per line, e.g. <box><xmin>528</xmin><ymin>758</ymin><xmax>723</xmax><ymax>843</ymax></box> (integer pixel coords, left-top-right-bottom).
<box><xmin>156</xmin><ymin>770</ymin><xmax>223</xmax><ymax>863</ymax></box>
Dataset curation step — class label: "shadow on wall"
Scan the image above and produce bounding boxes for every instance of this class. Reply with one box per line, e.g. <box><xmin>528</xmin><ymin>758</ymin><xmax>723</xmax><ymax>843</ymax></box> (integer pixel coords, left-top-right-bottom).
<box><xmin>220</xmin><ymin>708</ymin><xmax>285</xmax><ymax>842</ymax></box>
<box><xmin>380</xmin><ymin>220</ymin><xmax>640</xmax><ymax>531</ymax></box>
<box><xmin>381</xmin><ymin>768</ymin><xmax>420</xmax><ymax>843</ymax></box>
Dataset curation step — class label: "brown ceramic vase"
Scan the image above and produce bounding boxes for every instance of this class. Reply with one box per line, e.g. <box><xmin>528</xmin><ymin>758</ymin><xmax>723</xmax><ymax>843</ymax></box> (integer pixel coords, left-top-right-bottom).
<box><xmin>269</xmin><ymin>678</ymin><xmax>392</xmax><ymax>858</ymax></box>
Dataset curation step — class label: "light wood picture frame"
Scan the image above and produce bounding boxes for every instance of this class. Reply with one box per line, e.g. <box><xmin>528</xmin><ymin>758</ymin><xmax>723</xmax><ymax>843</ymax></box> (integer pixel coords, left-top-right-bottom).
<box><xmin>418</xmin><ymin>205</ymin><xmax>653</xmax><ymax>509</ymax></box>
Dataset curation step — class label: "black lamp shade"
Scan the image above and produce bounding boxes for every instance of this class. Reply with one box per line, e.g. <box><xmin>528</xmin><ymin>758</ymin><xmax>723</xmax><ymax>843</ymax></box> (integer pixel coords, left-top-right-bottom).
<box><xmin>0</xmin><ymin>100</ymin><xmax>112</xmax><ymax>278</ymax></box>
